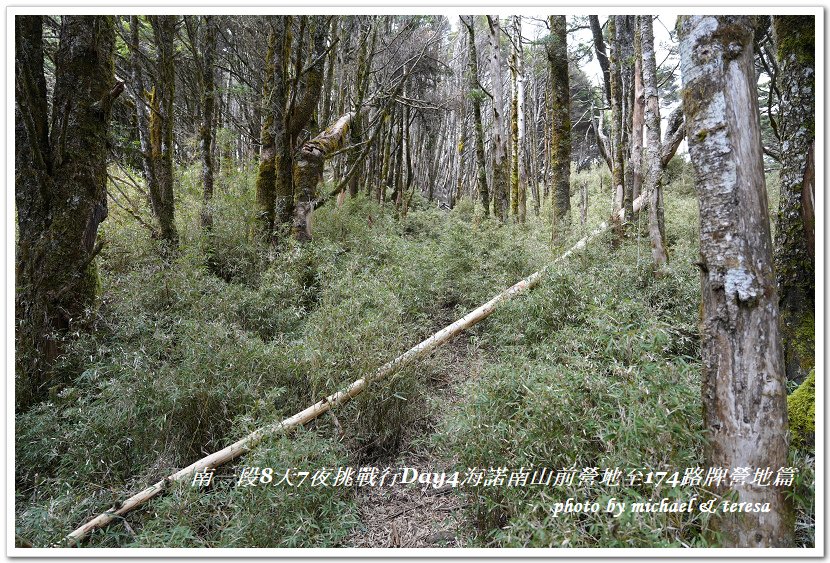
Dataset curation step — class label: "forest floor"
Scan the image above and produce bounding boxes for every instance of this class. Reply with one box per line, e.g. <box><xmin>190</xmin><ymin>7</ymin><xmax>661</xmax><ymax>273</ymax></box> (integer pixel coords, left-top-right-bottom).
<box><xmin>348</xmin><ymin>338</ymin><xmax>479</xmax><ymax>548</ymax></box>
<box><xmin>15</xmin><ymin>163</ymin><xmax>815</xmax><ymax>549</ymax></box>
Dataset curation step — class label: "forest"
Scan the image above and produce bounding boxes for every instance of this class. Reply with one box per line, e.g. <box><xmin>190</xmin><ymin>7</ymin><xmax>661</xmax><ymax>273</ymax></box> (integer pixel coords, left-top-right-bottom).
<box><xmin>14</xmin><ymin>12</ymin><xmax>817</xmax><ymax>551</ymax></box>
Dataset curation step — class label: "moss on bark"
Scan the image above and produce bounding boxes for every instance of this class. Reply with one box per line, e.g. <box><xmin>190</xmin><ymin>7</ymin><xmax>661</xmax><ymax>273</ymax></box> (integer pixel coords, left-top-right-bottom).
<box><xmin>787</xmin><ymin>369</ymin><xmax>815</xmax><ymax>449</ymax></box>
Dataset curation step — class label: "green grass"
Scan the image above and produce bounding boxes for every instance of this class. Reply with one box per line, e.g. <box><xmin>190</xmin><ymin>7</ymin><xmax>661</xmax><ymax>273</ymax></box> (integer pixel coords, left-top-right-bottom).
<box><xmin>15</xmin><ymin>160</ymin><xmax>812</xmax><ymax>549</ymax></box>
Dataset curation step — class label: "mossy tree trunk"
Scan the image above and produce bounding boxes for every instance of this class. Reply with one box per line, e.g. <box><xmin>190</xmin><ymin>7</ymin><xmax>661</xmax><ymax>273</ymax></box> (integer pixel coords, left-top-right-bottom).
<box><xmin>292</xmin><ymin>112</ymin><xmax>356</xmax><ymax>240</ymax></box>
<box><xmin>272</xmin><ymin>16</ymin><xmax>293</xmax><ymax>235</ymax></box>
<box><xmin>617</xmin><ymin>16</ymin><xmax>635</xmax><ymax>224</ymax></box>
<box><xmin>348</xmin><ymin>19</ymin><xmax>377</xmax><ymax>198</ymax></box>
<box><xmin>261</xmin><ymin>16</ymin><xmax>329</xmax><ymax>240</ymax></box>
<box><xmin>391</xmin><ymin>104</ymin><xmax>405</xmax><ymax>207</ymax></box>
<box><xmin>641</xmin><ymin>15</ymin><xmax>668</xmax><ymax>270</ymax></box>
<box><xmin>128</xmin><ymin>16</ymin><xmax>159</xmax><ymax>238</ymax></box>
<box><xmin>147</xmin><ymin>16</ymin><xmax>179</xmax><ymax>247</ymax></box>
<box><xmin>487</xmin><ymin>15</ymin><xmax>510</xmax><ymax>222</ymax></box>
<box><xmin>772</xmin><ymin>15</ymin><xmax>815</xmax><ymax>383</ymax></box>
<box><xmin>255</xmin><ymin>26</ymin><xmax>279</xmax><ymax>241</ymax></box>
<box><xmin>510</xmin><ymin>15</ymin><xmax>527</xmax><ymax>224</ymax></box>
<box><xmin>608</xmin><ymin>17</ymin><xmax>625</xmax><ymax>244</ymax></box>
<box><xmin>452</xmin><ymin>100</ymin><xmax>467</xmax><ymax>209</ymax></box>
<box><xmin>378</xmin><ymin>113</ymin><xmax>393</xmax><ymax>202</ymax></box>
<box><xmin>680</xmin><ymin>15</ymin><xmax>792</xmax><ymax>547</ymax></box>
<box><xmin>510</xmin><ymin>36</ymin><xmax>519</xmax><ymax>220</ymax></box>
<box><xmin>630</xmin><ymin>17</ymin><xmax>644</xmax><ymax>206</ymax></box>
<box><xmin>198</xmin><ymin>16</ymin><xmax>217</xmax><ymax>231</ymax></box>
<box><xmin>460</xmin><ymin>15</ymin><xmax>489</xmax><ymax>217</ymax></box>
<box><xmin>15</xmin><ymin>15</ymin><xmax>120</xmax><ymax>407</ymax></box>
<box><xmin>546</xmin><ymin>15</ymin><xmax>571</xmax><ymax>240</ymax></box>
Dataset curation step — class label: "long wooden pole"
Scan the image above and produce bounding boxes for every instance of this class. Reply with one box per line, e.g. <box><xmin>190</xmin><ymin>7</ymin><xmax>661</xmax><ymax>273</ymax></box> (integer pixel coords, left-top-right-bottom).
<box><xmin>64</xmin><ymin>194</ymin><xmax>644</xmax><ymax>545</ymax></box>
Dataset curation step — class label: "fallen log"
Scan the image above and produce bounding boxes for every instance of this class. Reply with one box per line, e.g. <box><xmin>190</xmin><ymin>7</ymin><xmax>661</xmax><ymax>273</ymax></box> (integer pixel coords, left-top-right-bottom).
<box><xmin>64</xmin><ymin>194</ymin><xmax>645</xmax><ymax>546</ymax></box>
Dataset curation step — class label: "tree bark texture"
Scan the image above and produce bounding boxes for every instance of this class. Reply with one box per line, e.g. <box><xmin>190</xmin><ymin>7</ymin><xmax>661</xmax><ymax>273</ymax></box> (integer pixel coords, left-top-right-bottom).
<box><xmin>16</xmin><ymin>15</ymin><xmax>119</xmax><ymax>406</ymax></box>
<box><xmin>461</xmin><ymin>16</ymin><xmax>489</xmax><ymax>217</ymax></box>
<box><xmin>348</xmin><ymin>19</ymin><xmax>376</xmax><ymax>198</ymax></box>
<box><xmin>255</xmin><ymin>27</ymin><xmax>279</xmax><ymax>241</ymax></box>
<box><xmin>680</xmin><ymin>15</ymin><xmax>792</xmax><ymax>547</ymax></box>
<box><xmin>272</xmin><ymin>17</ymin><xmax>293</xmax><ymax>234</ymax></box>
<box><xmin>487</xmin><ymin>15</ymin><xmax>509</xmax><ymax>222</ymax></box>
<box><xmin>608</xmin><ymin>17</ymin><xmax>625</xmax><ymax>242</ymax></box>
<box><xmin>147</xmin><ymin>16</ymin><xmax>179</xmax><ymax>246</ymax></box>
<box><xmin>292</xmin><ymin>112</ymin><xmax>356</xmax><ymax>240</ymax></box>
<box><xmin>589</xmin><ymin>15</ymin><xmax>612</xmax><ymax>106</ymax></box>
<box><xmin>771</xmin><ymin>16</ymin><xmax>815</xmax><ymax>382</ymax></box>
<box><xmin>199</xmin><ymin>16</ymin><xmax>217</xmax><ymax>230</ymax></box>
<box><xmin>547</xmin><ymin>15</ymin><xmax>571</xmax><ymax>239</ymax></box>
<box><xmin>641</xmin><ymin>16</ymin><xmax>669</xmax><ymax>270</ymax></box>
<box><xmin>630</xmin><ymin>18</ymin><xmax>645</xmax><ymax>205</ymax></box>
<box><xmin>512</xmin><ymin>16</ymin><xmax>527</xmax><ymax>224</ymax></box>
<box><xmin>128</xmin><ymin>16</ymin><xmax>159</xmax><ymax>237</ymax></box>
<box><xmin>617</xmin><ymin>16</ymin><xmax>636</xmax><ymax>223</ymax></box>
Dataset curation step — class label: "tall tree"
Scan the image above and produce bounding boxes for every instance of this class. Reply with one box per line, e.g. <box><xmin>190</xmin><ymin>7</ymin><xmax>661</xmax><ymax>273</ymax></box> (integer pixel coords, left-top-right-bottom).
<box><xmin>487</xmin><ymin>15</ymin><xmax>509</xmax><ymax>221</ymax></box>
<box><xmin>255</xmin><ymin>24</ymin><xmax>281</xmax><ymax>241</ymax></box>
<box><xmin>16</xmin><ymin>15</ymin><xmax>121</xmax><ymax>406</ymax></box>
<box><xmin>680</xmin><ymin>15</ymin><xmax>792</xmax><ymax>547</ymax></box>
<box><xmin>255</xmin><ymin>16</ymin><xmax>329</xmax><ymax>242</ymax></box>
<box><xmin>640</xmin><ymin>16</ymin><xmax>668</xmax><ymax>269</ymax></box>
<box><xmin>348</xmin><ymin>18</ymin><xmax>377</xmax><ymax>198</ymax></box>
<box><xmin>546</xmin><ymin>15</ymin><xmax>571</xmax><ymax>239</ymax></box>
<box><xmin>510</xmin><ymin>15</ymin><xmax>527</xmax><ymax>224</ymax></box>
<box><xmin>196</xmin><ymin>16</ymin><xmax>217</xmax><ymax>230</ymax></box>
<box><xmin>630</xmin><ymin>16</ymin><xmax>644</xmax><ymax>205</ymax></box>
<box><xmin>201</xmin><ymin>18</ymin><xmax>217</xmax><ymax>229</ymax></box>
<box><xmin>128</xmin><ymin>15</ymin><xmax>178</xmax><ymax>245</ymax></box>
<box><xmin>460</xmin><ymin>15</ymin><xmax>489</xmax><ymax>217</ymax></box>
<box><xmin>147</xmin><ymin>16</ymin><xmax>179</xmax><ymax>246</ymax></box>
<box><xmin>772</xmin><ymin>16</ymin><xmax>815</xmax><ymax>382</ymax></box>
<box><xmin>617</xmin><ymin>16</ymin><xmax>636</xmax><ymax>223</ymax></box>
<box><xmin>608</xmin><ymin>17</ymin><xmax>625</xmax><ymax>242</ymax></box>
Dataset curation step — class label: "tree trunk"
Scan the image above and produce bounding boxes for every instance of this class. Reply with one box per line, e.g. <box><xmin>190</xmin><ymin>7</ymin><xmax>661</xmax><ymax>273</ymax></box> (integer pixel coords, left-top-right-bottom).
<box><xmin>680</xmin><ymin>15</ymin><xmax>793</xmax><ymax>547</ymax></box>
<box><xmin>452</xmin><ymin>101</ymin><xmax>467</xmax><ymax>209</ymax></box>
<box><xmin>589</xmin><ymin>15</ymin><xmax>612</xmax><ymax>106</ymax></box>
<box><xmin>199</xmin><ymin>16</ymin><xmax>217</xmax><ymax>231</ymax></box>
<box><xmin>348</xmin><ymin>20</ymin><xmax>376</xmax><ymax>198</ymax></box>
<box><xmin>255</xmin><ymin>27</ymin><xmax>278</xmax><ymax>241</ymax></box>
<box><xmin>630</xmin><ymin>18</ymin><xmax>644</xmax><ymax>206</ymax></box>
<box><xmin>393</xmin><ymin>106</ymin><xmax>405</xmax><ymax>208</ymax></box>
<box><xmin>16</xmin><ymin>15</ymin><xmax>119</xmax><ymax>407</ymax></box>
<box><xmin>511</xmin><ymin>16</ymin><xmax>527</xmax><ymax>224</ymax></box>
<box><xmin>277</xmin><ymin>16</ymin><xmax>329</xmax><ymax>234</ymax></box>
<box><xmin>608</xmin><ymin>17</ymin><xmax>625</xmax><ymax>244</ymax></box>
<box><xmin>510</xmin><ymin>34</ymin><xmax>519</xmax><ymax>220</ymax></box>
<box><xmin>618</xmin><ymin>16</ymin><xmax>635</xmax><ymax>223</ymax></box>
<box><xmin>547</xmin><ymin>15</ymin><xmax>571</xmax><ymax>240</ymax></box>
<box><xmin>292</xmin><ymin>112</ymin><xmax>356</xmax><ymax>240</ymax></box>
<box><xmin>148</xmin><ymin>16</ymin><xmax>179</xmax><ymax>247</ymax></box>
<box><xmin>772</xmin><ymin>15</ymin><xmax>815</xmax><ymax>382</ymax></box>
<box><xmin>378</xmin><ymin>114</ymin><xmax>392</xmax><ymax>202</ymax></box>
<box><xmin>487</xmin><ymin>15</ymin><xmax>509</xmax><ymax>221</ymax></box>
<box><xmin>320</xmin><ymin>16</ymin><xmax>338</xmax><ymax>129</ymax></box>
<box><xmin>641</xmin><ymin>15</ymin><xmax>668</xmax><ymax>270</ymax></box>
<box><xmin>128</xmin><ymin>16</ymin><xmax>159</xmax><ymax>233</ymax></box>
<box><xmin>460</xmin><ymin>16</ymin><xmax>489</xmax><ymax>217</ymax></box>
<box><xmin>272</xmin><ymin>17</ymin><xmax>293</xmax><ymax>234</ymax></box>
